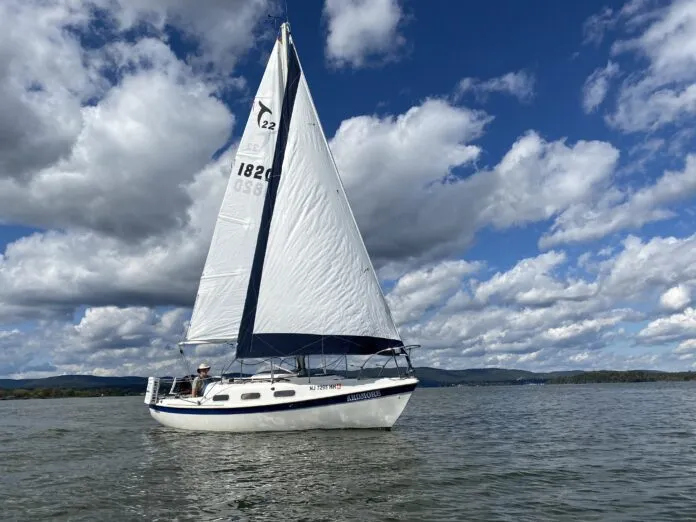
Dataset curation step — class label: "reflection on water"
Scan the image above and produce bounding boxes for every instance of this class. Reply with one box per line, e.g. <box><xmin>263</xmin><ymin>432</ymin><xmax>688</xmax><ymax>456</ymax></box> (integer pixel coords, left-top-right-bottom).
<box><xmin>3</xmin><ymin>383</ymin><xmax>696</xmax><ymax>521</ymax></box>
<box><xmin>139</xmin><ymin>425</ymin><xmax>420</xmax><ymax>521</ymax></box>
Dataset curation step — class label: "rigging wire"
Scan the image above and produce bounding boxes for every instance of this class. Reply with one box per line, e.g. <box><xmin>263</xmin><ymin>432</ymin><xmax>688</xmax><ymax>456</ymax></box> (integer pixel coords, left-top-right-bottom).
<box><xmin>175</xmin><ymin>344</ymin><xmax>193</xmax><ymax>377</ymax></box>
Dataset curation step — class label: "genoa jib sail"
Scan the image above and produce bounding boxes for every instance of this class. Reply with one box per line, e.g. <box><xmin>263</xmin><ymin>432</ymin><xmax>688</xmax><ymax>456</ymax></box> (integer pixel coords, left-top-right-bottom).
<box><xmin>186</xmin><ymin>24</ymin><xmax>403</xmax><ymax>359</ymax></box>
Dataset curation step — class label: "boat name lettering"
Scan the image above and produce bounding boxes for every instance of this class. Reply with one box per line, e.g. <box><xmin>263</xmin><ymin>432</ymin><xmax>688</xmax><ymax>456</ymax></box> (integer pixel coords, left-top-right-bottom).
<box><xmin>346</xmin><ymin>390</ymin><xmax>381</xmax><ymax>402</ymax></box>
<box><xmin>309</xmin><ymin>383</ymin><xmax>342</xmax><ymax>391</ymax></box>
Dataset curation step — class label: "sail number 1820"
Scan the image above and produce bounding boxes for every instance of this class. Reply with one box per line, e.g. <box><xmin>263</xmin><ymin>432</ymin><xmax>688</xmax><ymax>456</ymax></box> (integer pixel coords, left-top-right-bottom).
<box><xmin>233</xmin><ymin>162</ymin><xmax>271</xmax><ymax>197</ymax></box>
<box><xmin>238</xmin><ymin>162</ymin><xmax>271</xmax><ymax>182</ymax></box>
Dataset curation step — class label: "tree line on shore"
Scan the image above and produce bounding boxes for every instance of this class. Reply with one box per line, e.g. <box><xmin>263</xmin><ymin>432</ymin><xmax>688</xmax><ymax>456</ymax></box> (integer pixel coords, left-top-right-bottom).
<box><xmin>547</xmin><ymin>370</ymin><xmax>696</xmax><ymax>384</ymax></box>
<box><xmin>0</xmin><ymin>387</ymin><xmax>142</xmax><ymax>400</ymax></box>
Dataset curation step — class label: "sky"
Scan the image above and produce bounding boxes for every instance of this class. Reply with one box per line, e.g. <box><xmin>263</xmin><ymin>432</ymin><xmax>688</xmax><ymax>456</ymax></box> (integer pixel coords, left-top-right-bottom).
<box><xmin>1</xmin><ymin>0</ymin><xmax>696</xmax><ymax>378</ymax></box>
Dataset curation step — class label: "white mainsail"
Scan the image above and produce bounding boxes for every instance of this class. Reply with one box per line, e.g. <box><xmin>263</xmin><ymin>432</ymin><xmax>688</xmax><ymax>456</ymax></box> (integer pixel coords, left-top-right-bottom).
<box><xmin>185</xmin><ymin>36</ymin><xmax>286</xmax><ymax>344</ymax></box>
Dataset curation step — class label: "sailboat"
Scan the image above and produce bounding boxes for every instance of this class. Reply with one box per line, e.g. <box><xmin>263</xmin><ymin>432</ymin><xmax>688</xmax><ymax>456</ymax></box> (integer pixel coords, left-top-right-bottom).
<box><xmin>143</xmin><ymin>22</ymin><xmax>418</xmax><ymax>432</ymax></box>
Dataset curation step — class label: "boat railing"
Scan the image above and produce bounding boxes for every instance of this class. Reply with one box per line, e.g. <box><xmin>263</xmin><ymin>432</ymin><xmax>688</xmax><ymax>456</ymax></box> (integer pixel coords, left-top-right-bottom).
<box><xmin>149</xmin><ymin>346</ymin><xmax>419</xmax><ymax>399</ymax></box>
<box><xmin>356</xmin><ymin>345</ymin><xmax>419</xmax><ymax>381</ymax></box>
<box><xmin>144</xmin><ymin>373</ymin><xmax>300</xmax><ymax>404</ymax></box>
<box><xmin>224</xmin><ymin>347</ymin><xmax>419</xmax><ymax>383</ymax></box>
<box><xmin>145</xmin><ymin>375</ymin><xmax>232</xmax><ymax>402</ymax></box>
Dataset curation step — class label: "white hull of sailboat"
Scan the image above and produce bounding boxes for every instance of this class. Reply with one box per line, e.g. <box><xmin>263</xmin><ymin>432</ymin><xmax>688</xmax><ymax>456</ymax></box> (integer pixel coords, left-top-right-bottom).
<box><xmin>147</xmin><ymin>377</ymin><xmax>417</xmax><ymax>433</ymax></box>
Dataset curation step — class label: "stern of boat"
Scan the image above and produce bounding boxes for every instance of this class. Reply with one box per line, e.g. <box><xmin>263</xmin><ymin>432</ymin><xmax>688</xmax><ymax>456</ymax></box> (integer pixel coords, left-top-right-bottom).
<box><xmin>144</xmin><ymin>376</ymin><xmax>160</xmax><ymax>406</ymax></box>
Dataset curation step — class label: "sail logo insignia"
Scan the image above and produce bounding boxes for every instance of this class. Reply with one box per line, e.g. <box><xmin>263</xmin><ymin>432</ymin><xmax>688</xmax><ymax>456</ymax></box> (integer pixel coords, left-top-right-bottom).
<box><xmin>257</xmin><ymin>101</ymin><xmax>276</xmax><ymax>130</ymax></box>
<box><xmin>346</xmin><ymin>390</ymin><xmax>381</xmax><ymax>402</ymax></box>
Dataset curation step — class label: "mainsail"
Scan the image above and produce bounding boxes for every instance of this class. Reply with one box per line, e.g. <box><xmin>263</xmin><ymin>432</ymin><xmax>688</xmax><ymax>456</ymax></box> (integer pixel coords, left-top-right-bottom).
<box><xmin>186</xmin><ymin>23</ymin><xmax>403</xmax><ymax>358</ymax></box>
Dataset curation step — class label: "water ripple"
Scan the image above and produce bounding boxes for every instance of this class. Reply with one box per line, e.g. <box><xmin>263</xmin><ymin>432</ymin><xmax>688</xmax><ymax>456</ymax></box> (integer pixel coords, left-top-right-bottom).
<box><xmin>3</xmin><ymin>383</ymin><xmax>696</xmax><ymax>520</ymax></box>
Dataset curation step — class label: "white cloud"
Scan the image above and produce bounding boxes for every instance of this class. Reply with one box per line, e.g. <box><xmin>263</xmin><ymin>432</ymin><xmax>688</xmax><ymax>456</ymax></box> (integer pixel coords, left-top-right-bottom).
<box><xmin>582</xmin><ymin>61</ymin><xmax>620</xmax><ymax>112</ymax></box>
<box><xmin>601</xmin><ymin>234</ymin><xmax>696</xmax><ymax>302</ymax></box>
<box><xmin>323</xmin><ymin>0</ymin><xmax>405</xmax><ymax>68</ymax></box>
<box><xmin>637</xmin><ymin>307</ymin><xmax>696</xmax><ymax>344</ymax></box>
<box><xmin>394</xmin><ymin>249</ymin><xmax>621</xmax><ymax>363</ymax></box>
<box><xmin>582</xmin><ymin>6</ymin><xmax>617</xmax><ymax>45</ymax></box>
<box><xmin>581</xmin><ymin>0</ymin><xmax>653</xmax><ymax>45</ymax></box>
<box><xmin>96</xmin><ymin>0</ymin><xmax>273</xmax><ymax>71</ymax></box>
<box><xmin>617</xmin><ymin>138</ymin><xmax>666</xmax><ymax>176</ymax></box>
<box><xmin>4</xmin><ymin>0</ymin><xmax>696</xmax><ymax>378</ymax></box>
<box><xmin>660</xmin><ymin>285</ymin><xmax>691</xmax><ymax>311</ymax></box>
<box><xmin>612</xmin><ymin>79</ymin><xmax>696</xmax><ymax>133</ymax></box>
<box><xmin>542</xmin><ymin>317</ymin><xmax>622</xmax><ymax>343</ymax></box>
<box><xmin>0</xmin><ymin>150</ymin><xmax>233</xmax><ymax>322</ymax></box>
<box><xmin>331</xmin><ymin>98</ymin><xmax>491</xmax><ymax>266</ymax></box>
<box><xmin>0</xmin><ymin>0</ymin><xmax>270</xmax><ymax>183</ymax></box>
<box><xmin>0</xmin><ymin>304</ymin><xmax>240</xmax><ymax>378</ymax></box>
<box><xmin>587</xmin><ymin>0</ymin><xmax>696</xmax><ymax>132</ymax></box>
<box><xmin>386</xmin><ymin>260</ymin><xmax>482</xmax><ymax>324</ymax></box>
<box><xmin>476</xmin><ymin>132</ymin><xmax>619</xmax><ymax>232</ymax></box>
<box><xmin>541</xmin><ymin>154</ymin><xmax>696</xmax><ymax>248</ymax></box>
<box><xmin>389</xmin><ymin>231</ymin><xmax>696</xmax><ymax>372</ymax></box>
<box><xmin>456</xmin><ymin>70</ymin><xmax>536</xmax><ymax>103</ymax></box>
<box><xmin>472</xmin><ymin>251</ymin><xmax>597</xmax><ymax>307</ymax></box>
<box><xmin>7</xmin><ymin>229</ymin><xmax>696</xmax><ymax>376</ymax></box>
<box><xmin>0</xmin><ymin>0</ymin><xmax>278</xmax><ymax>243</ymax></box>
<box><xmin>0</xmin><ymin>0</ymin><xmax>275</xmax><ymax>329</ymax></box>
<box><xmin>72</xmin><ymin>306</ymin><xmax>186</xmax><ymax>353</ymax></box>
<box><xmin>0</xmin><ymin>1</ymin><xmax>96</xmax><ymax>179</ymax></box>
<box><xmin>675</xmin><ymin>338</ymin><xmax>696</xmax><ymax>354</ymax></box>
<box><xmin>334</xmin><ymin>114</ymin><xmax>620</xmax><ymax>270</ymax></box>
<box><xmin>0</xmin><ymin>43</ymin><xmax>233</xmax><ymax>240</ymax></box>
<box><xmin>0</xmin><ymin>95</ymin><xmax>625</xmax><ymax>328</ymax></box>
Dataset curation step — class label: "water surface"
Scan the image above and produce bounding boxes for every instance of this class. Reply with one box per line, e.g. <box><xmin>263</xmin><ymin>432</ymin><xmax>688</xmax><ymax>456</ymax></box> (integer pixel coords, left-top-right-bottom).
<box><xmin>2</xmin><ymin>383</ymin><xmax>696</xmax><ymax>521</ymax></box>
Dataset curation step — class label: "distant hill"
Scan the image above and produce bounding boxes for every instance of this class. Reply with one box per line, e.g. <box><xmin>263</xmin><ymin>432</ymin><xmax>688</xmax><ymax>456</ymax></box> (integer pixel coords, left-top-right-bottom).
<box><xmin>336</xmin><ymin>367</ymin><xmax>586</xmax><ymax>386</ymax></box>
<box><xmin>0</xmin><ymin>375</ymin><xmax>147</xmax><ymax>390</ymax></box>
<box><xmin>549</xmin><ymin>370</ymin><xmax>696</xmax><ymax>384</ymax></box>
<box><xmin>406</xmin><ymin>368</ymin><xmax>695</xmax><ymax>386</ymax></box>
<box><xmin>409</xmin><ymin>367</ymin><xmax>581</xmax><ymax>386</ymax></box>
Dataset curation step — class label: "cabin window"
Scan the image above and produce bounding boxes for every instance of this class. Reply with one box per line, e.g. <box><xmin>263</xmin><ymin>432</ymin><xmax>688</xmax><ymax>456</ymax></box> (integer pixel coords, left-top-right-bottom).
<box><xmin>274</xmin><ymin>390</ymin><xmax>295</xmax><ymax>398</ymax></box>
<box><xmin>241</xmin><ymin>392</ymin><xmax>261</xmax><ymax>400</ymax></box>
<box><xmin>212</xmin><ymin>394</ymin><xmax>229</xmax><ymax>401</ymax></box>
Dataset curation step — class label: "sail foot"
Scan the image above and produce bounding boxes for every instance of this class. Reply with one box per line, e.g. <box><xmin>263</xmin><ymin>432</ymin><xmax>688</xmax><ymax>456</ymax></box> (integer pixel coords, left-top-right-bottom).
<box><xmin>236</xmin><ymin>333</ymin><xmax>403</xmax><ymax>359</ymax></box>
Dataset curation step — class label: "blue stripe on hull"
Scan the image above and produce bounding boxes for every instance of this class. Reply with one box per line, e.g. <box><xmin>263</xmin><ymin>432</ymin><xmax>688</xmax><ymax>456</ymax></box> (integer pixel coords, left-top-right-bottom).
<box><xmin>150</xmin><ymin>381</ymin><xmax>417</xmax><ymax>415</ymax></box>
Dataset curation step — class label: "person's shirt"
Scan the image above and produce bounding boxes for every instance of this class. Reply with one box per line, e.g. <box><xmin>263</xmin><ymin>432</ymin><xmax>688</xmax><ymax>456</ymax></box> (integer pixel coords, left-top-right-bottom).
<box><xmin>192</xmin><ymin>375</ymin><xmax>206</xmax><ymax>397</ymax></box>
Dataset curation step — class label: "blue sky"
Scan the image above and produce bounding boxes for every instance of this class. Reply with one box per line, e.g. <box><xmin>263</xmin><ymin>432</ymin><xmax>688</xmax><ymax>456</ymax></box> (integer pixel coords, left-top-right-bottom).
<box><xmin>1</xmin><ymin>0</ymin><xmax>696</xmax><ymax>378</ymax></box>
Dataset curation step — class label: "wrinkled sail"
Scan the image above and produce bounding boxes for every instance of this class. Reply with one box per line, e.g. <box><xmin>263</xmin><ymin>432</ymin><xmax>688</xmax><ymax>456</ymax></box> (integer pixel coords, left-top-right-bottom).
<box><xmin>187</xmin><ymin>24</ymin><xmax>403</xmax><ymax>357</ymax></box>
<box><xmin>236</xmin><ymin>26</ymin><xmax>402</xmax><ymax>358</ymax></box>
<box><xmin>184</xmin><ymin>36</ymin><xmax>286</xmax><ymax>344</ymax></box>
